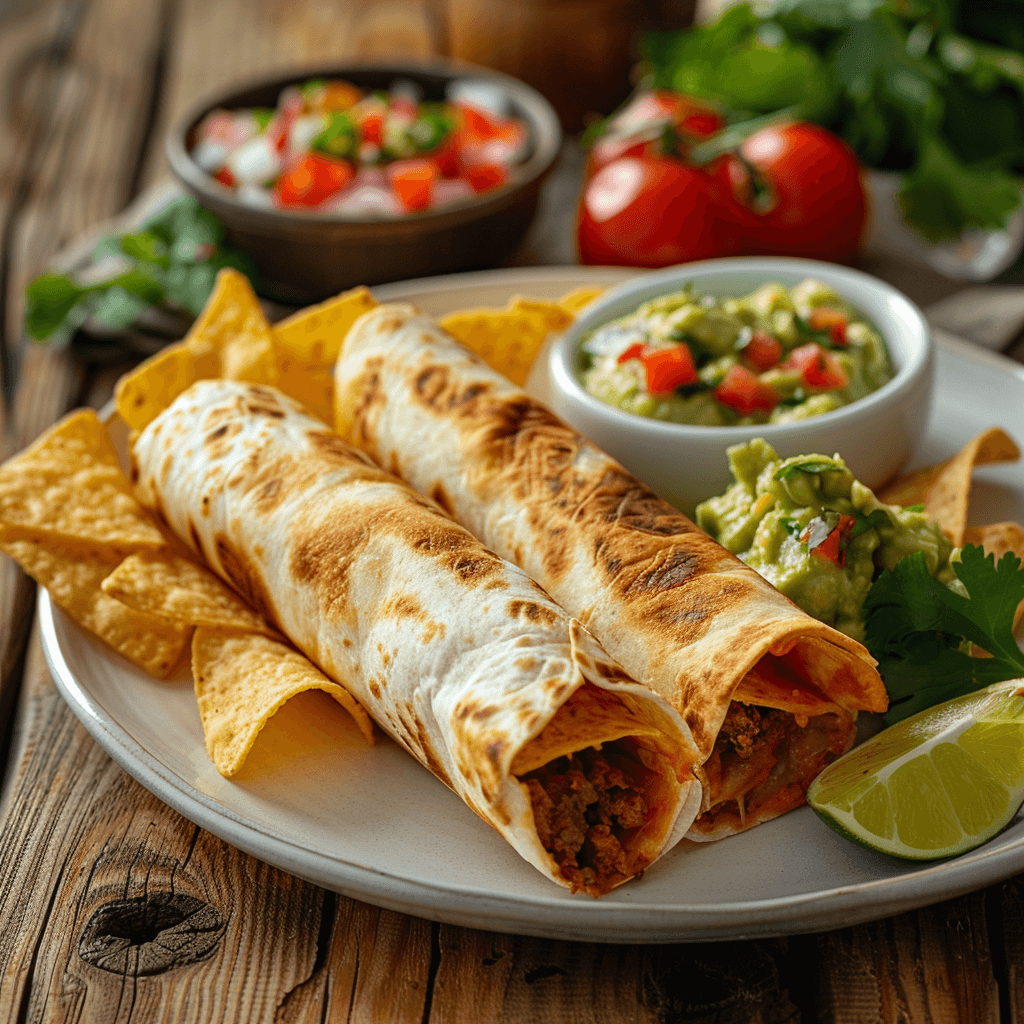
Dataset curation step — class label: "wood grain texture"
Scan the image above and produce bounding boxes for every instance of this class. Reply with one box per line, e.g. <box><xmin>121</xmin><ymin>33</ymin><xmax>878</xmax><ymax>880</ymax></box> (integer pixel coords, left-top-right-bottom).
<box><xmin>999</xmin><ymin>877</ymin><xmax>1024</xmax><ymax>1023</ymax></box>
<box><xmin>0</xmin><ymin>631</ymin><xmax>333</xmax><ymax>1023</ymax></box>
<box><xmin>815</xmin><ymin>893</ymin><xmax>1000</xmax><ymax>1024</ymax></box>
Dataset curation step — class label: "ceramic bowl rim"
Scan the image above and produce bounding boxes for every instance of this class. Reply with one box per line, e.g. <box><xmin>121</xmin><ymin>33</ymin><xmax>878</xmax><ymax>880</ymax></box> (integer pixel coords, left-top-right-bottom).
<box><xmin>165</xmin><ymin>56</ymin><xmax>562</xmax><ymax>231</ymax></box>
<box><xmin>550</xmin><ymin>256</ymin><xmax>933</xmax><ymax>443</ymax></box>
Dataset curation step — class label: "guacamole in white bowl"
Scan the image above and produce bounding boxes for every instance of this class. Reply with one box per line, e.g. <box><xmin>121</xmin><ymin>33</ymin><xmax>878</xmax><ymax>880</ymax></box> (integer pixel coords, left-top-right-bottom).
<box><xmin>580</xmin><ymin>278</ymin><xmax>893</xmax><ymax>427</ymax></box>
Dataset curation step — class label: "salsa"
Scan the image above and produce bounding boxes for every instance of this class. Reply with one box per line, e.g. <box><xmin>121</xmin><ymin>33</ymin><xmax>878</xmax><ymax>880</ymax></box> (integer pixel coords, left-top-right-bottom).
<box><xmin>695</xmin><ymin>439</ymin><xmax>957</xmax><ymax>641</ymax></box>
<box><xmin>579</xmin><ymin>278</ymin><xmax>893</xmax><ymax>426</ymax></box>
<box><xmin>190</xmin><ymin>78</ymin><xmax>527</xmax><ymax>216</ymax></box>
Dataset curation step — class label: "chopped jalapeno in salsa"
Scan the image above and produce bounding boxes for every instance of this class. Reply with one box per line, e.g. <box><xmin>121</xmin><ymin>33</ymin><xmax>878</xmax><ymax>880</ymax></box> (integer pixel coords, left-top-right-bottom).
<box><xmin>191</xmin><ymin>77</ymin><xmax>527</xmax><ymax>216</ymax></box>
<box><xmin>579</xmin><ymin>278</ymin><xmax>893</xmax><ymax>426</ymax></box>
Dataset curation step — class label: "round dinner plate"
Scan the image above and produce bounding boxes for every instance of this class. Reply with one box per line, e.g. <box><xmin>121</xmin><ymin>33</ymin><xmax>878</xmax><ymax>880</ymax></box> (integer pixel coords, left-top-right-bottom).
<box><xmin>39</xmin><ymin>266</ymin><xmax>1024</xmax><ymax>943</ymax></box>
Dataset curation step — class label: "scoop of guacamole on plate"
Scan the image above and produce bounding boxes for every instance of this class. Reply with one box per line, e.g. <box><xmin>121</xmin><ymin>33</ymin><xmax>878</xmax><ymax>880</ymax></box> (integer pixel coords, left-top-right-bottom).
<box><xmin>695</xmin><ymin>440</ymin><xmax>956</xmax><ymax>641</ymax></box>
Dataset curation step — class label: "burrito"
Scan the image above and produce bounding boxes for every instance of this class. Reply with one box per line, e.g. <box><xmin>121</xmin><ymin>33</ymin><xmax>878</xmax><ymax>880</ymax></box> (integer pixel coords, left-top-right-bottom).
<box><xmin>131</xmin><ymin>379</ymin><xmax>701</xmax><ymax>894</ymax></box>
<box><xmin>334</xmin><ymin>305</ymin><xmax>890</xmax><ymax>840</ymax></box>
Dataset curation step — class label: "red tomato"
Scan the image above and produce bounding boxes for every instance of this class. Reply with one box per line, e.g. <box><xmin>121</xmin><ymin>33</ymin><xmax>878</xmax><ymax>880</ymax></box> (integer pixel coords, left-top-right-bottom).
<box><xmin>739</xmin><ymin>122</ymin><xmax>866</xmax><ymax>263</ymax></box>
<box><xmin>742</xmin><ymin>330</ymin><xmax>783</xmax><ymax>370</ymax></box>
<box><xmin>464</xmin><ymin>162</ymin><xmax>507</xmax><ymax>193</ymax></box>
<box><xmin>808</xmin><ymin>306</ymin><xmax>848</xmax><ymax>347</ymax></box>
<box><xmin>428</xmin><ymin>131</ymin><xmax>461</xmax><ymax>177</ymax></box>
<box><xmin>388</xmin><ymin>159</ymin><xmax>438</xmax><ymax>211</ymax></box>
<box><xmin>806</xmin><ymin>514</ymin><xmax>858</xmax><ymax>567</ymax></box>
<box><xmin>577</xmin><ymin>156</ymin><xmax>734</xmax><ymax>267</ymax></box>
<box><xmin>785</xmin><ymin>343</ymin><xmax>850</xmax><ymax>390</ymax></box>
<box><xmin>643</xmin><ymin>344</ymin><xmax>697</xmax><ymax>394</ymax></box>
<box><xmin>588</xmin><ymin>91</ymin><xmax>724</xmax><ymax>174</ymax></box>
<box><xmin>361</xmin><ymin>111</ymin><xmax>384</xmax><ymax>147</ymax></box>
<box><xmin>214</xmin><ymin>166</ymin><xmax>235</xmax><ymax>188</ymax></box>
<box><xmin>617</xmin><ymin>342</ymin><xmax>648</xmax><ymax>364</ymax></box>
<box><xmin>275</xmin><ymin>154</ymin><xmax>354</xmax><ymax>207</ymax></box>
<box><xmin>715</xmin><ymin>365</ymin><xmax>779</xmax><ymax>415</ymax></box>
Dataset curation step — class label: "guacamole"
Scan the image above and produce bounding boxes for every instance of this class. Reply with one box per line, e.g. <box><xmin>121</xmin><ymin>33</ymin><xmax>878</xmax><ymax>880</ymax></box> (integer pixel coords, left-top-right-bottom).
<box><xmin>580</xmin><ymin>278</ymin><xmax>893</xmax><ymax>426</ymax></box>
<box><xmin>695</xmin><ymin>440</ymin><xmax>956</xmax><ymax>641</ymax></box>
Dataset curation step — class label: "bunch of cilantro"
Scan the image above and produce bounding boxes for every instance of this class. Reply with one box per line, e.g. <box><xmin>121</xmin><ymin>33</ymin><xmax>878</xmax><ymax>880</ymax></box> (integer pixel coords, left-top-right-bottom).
<box><xmin>26</xmin><ymin>196</ymin><xmax>259</xmax><ymax>345</ymax></box>
<box><xmin>642</xmin><ymin>0</ymin><xmax>1024</xmax><ymax>242</ymax></box>
<box><xmin>864</xmin><ymin>544</ymin><xmax>1024</xmax><ymax>723</ymax></box>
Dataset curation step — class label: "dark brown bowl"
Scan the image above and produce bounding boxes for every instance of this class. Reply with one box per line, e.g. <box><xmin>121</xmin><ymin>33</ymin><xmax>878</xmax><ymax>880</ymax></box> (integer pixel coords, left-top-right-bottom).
<box><xmin>166</xmin><ymin>58</ymin><xmax>562</xmax><ymax>303</ymax></box>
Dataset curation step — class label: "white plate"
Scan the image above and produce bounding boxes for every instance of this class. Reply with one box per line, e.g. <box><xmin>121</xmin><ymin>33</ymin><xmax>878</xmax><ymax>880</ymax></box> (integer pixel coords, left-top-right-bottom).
<box><xmin>40</xmin><ymin>267</ymin><xmax>1024</xmax><ymax>943</ymax></box>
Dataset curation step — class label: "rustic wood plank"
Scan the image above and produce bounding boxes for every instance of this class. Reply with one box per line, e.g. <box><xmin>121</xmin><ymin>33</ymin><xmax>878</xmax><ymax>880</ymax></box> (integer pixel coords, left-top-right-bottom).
<box><xmin>426</xmin><ymin>929</ymin><xmax>799</xmax><ymax>1024</ymax></box>
<box><xmin>998</xmin><ymin>877</ymin><xmax>1024</xmax><ymax>1023</ymax></box>
<box><xmin>815</xmin><ymin>893</ymin><xmax>1000</xmax><ymax>1024</ymax></box>
<box><xmin>276</xmin><ymin>902</ymin><xmax>434</xmax><ymax>1023</ymax></box>
<box><xmin>0</xmin><ymin>630</ymin><xmax>335</xmax><ymax>1023</ymax></box>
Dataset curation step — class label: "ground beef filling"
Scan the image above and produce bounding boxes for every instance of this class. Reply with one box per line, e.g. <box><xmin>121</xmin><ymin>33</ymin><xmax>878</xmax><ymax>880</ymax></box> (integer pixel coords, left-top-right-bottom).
<box><xmin>523</xmin><ymin>748</ymin><xmax>648</xmax><ymax>893</ymax></box>
<box><xmin>695</xmin><ymin>702</ymin><xmax>854</xmax><ymax>834</ymax></box>
<box><xmin>701</xmin><ymin>704</ymin><xmax>791</xmax><ymax>817</ymax></box>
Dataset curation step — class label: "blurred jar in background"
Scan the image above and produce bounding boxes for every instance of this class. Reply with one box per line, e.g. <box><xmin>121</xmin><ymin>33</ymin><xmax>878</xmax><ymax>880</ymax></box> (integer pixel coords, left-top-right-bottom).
<box><xmin>442</xmin><ymin>0</ymin><xmax>650</xmax><ymax>132</ymax></box>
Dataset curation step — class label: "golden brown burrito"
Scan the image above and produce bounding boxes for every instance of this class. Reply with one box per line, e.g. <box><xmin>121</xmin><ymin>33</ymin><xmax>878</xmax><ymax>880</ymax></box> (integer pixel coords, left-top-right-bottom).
<box><xmin>132</xmin><ymin>379</ymin><xmax>701</xmax><ymax>894</ymax></box>
<box><xmin>334</xmin><ymin>304</ymin><xmax>889</xmax><ymax>840</ymax></box>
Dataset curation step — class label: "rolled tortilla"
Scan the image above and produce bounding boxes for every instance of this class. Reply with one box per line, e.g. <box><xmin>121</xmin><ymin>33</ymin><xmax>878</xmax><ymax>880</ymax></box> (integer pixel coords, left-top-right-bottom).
<box><xmin>334</xmin><ymin>304</ymin><xmax>890</xmax><ymax>840</ymax></box>
<box><xmin>132</xmin><ymin>379</ymin><xmax>701</xmax><ymax>894</ymax></box>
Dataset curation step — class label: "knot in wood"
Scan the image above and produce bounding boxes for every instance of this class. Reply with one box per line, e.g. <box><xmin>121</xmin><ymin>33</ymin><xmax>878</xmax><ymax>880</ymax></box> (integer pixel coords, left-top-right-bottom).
<box><xmin>78</xmin><ymin>892</ymin><xmax>226</xmax><ymax>976</ymax></box>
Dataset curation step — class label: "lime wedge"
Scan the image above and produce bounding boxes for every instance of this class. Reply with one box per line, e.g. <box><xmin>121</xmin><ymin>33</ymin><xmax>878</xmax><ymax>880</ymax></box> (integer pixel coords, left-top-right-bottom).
<box><xmin>807</xmin><ymin>678</ymin><xmax>1024</xmax><ymax>860</ymax></box>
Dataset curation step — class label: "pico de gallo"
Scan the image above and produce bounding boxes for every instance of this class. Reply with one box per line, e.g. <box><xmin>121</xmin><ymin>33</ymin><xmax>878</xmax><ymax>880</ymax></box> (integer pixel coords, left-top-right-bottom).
<box><xmin>578</xmin><ymin>278</ymin><xmax>893</xmax><ymax>426</ymax></box>
<box><xmin>190</xmin><ymin>77</ymin><xmax>528</xmax><ymax>216</ymax></box>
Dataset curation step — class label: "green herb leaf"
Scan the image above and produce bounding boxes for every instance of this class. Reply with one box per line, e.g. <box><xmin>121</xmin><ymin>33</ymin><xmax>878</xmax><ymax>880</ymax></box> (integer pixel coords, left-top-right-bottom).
<box><xmin>904</xmin><ymin>503</ymin><xmax>925</xmax><ymax>512</ymax></box>
<box><xmin>864</xmin><ymin>545</ymin><xmax>1024</xmax><ymax>724</ymax></box>
<box><xmin>773</xmin><ymin>458</ymin><xmax>842</xmax><ymax>480</ymax></box>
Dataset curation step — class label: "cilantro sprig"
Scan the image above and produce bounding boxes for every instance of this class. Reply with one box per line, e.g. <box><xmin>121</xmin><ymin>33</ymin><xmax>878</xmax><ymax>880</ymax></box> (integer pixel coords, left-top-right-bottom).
<box><xmin>864</xmin><ymin>544</ymin><xmax>1024</xmax><ymax>724</ymax></box>
<box><xmin>25</xmin><ymin>196</ymin><xmax>259</xmax><ymax>346</ymax></box>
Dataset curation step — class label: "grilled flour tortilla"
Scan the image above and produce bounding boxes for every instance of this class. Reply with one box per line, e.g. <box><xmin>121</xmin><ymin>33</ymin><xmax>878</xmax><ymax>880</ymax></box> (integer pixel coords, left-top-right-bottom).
<box><xmin>132</xmin><ymin>379</ymin><xmax>700</xmax><ymax>894</ymax></box>
<box><xmin>334</xmin><ymin>305</ymin><xmax>889</xmax><ymax>840</ymax></box>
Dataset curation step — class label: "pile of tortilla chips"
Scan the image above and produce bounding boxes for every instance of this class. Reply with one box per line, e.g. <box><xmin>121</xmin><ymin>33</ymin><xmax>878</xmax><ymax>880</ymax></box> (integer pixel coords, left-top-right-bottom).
<box><xmin>3</xmin><ymin>266</ymin><xmax>1021</xmax><ymax>780</ymax></box>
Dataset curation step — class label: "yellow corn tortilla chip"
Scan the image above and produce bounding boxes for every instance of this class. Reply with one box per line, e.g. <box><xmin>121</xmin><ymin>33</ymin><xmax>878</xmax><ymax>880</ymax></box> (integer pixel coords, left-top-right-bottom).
<box><xmin>0</xmin><ymin>409</ymin><xmax>165</xmax><ymax>553</ymax></box>
<box><xmin>115</xmin><ymin>342</ymin><xmax>196</xmax><ymax>431</ymax></box>
<box><xmin>440</xmin><ymin>295</ymin><xmax>574</xmax><ymax>386</ymax></box>
<box><xmin>102</xmin><ymin>550</ymin><xmax>278</xmax><ymax>636</ymax></box>
<box><xmin>274</xmin><ymin>356</ymin><xmax>335</xmax><ymax>424</ymax></box>
<box><xmin>273</xmin><ymin>286</ymin><xmax>378</xmax><ymax>364</ymax></box>
<box><xmin>879</xmin><ymin>428</ymin><xmax>1020</xmax><ymax>544</ymax></box>
<box><xmin>558</xmin><ymin>286</ymin><xmax>606</xmax><ymax>315</ymax></box>
<box><xmin>2</xmin><ymin>535</ymin><xmax>188</xmax><ymax>677</ymax></box>
<box><xmin>184</xmin><ymin>268</ymin><xmax>278</xmax><ymax>386</ymax></box>
<box><xmin>192</xmin><ymin>627</ymin><xmax>374</xmax><ymax>776</ymax></box>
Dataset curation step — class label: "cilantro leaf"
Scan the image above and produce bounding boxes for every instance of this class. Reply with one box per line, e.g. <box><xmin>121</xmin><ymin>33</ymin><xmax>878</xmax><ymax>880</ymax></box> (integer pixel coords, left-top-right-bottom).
<box><xmin>864</xmin><ymin>545</ymin><xmax>1024</xmax><ymax>724</ymax></box>
<box><xmin>24</xmin><ymin>196</ymin><xmax>259</xmax><ymax>344</ymax></box>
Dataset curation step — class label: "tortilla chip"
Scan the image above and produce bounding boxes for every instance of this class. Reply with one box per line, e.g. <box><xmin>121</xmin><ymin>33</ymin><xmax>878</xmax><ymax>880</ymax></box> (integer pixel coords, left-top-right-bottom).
<box><xmin>115</xmin><ymin>343</ymin><xmax>196</xmax><ymax>431</ymax></box>
<box><xmin>2</xmin><ymin>535</ymin><xmax>188</xmax><ymax>677</ymax></box>
<box><xmin>558</xmin><ymin>286</ymin><xmax>606</xmax><ymax>315</ymax></box>
<box><xmin>192</xmin><ymin>627</ymin><xmax>374</xmax><ymax>776</ymax></box>
<box><xmin>102</xmin><ymin>550</ymin><xmax>278</xmax><ymax>636</ymax></box>
<box><xmin>274</xmin><ymin>357</ymin><xmax>335</xmax><ymax>424</ymax></box>
<box><xmin>879</xmin><ymin>428</ymin><xmax>1020</xmax><ymax>544</ymax></box>
<box><xmin>0</xmin><ymin>409</ymin><xmax>165</xmax><ymax>553</ymax></box>
<box><xmin>440</xmin><ymin>295</ymin><xmax>574</xmax><ymax>386</ymax></box>
<box><xmin>185</xmin><ymin>268</ymin><xmax>278</xmax><ymax>385</ymax></box>
<box><xmin>274</xmin><ymin>286</ymin><xmax>378</xmax><ymax>364</ymax></box>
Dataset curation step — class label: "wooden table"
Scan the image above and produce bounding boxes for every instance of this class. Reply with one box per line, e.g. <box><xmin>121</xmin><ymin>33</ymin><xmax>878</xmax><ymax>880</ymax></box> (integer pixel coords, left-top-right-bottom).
<box><xmin>2</xmin><ymin>1</ymin><xmax>1024</xmax><ymax>1020</ymax></box>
